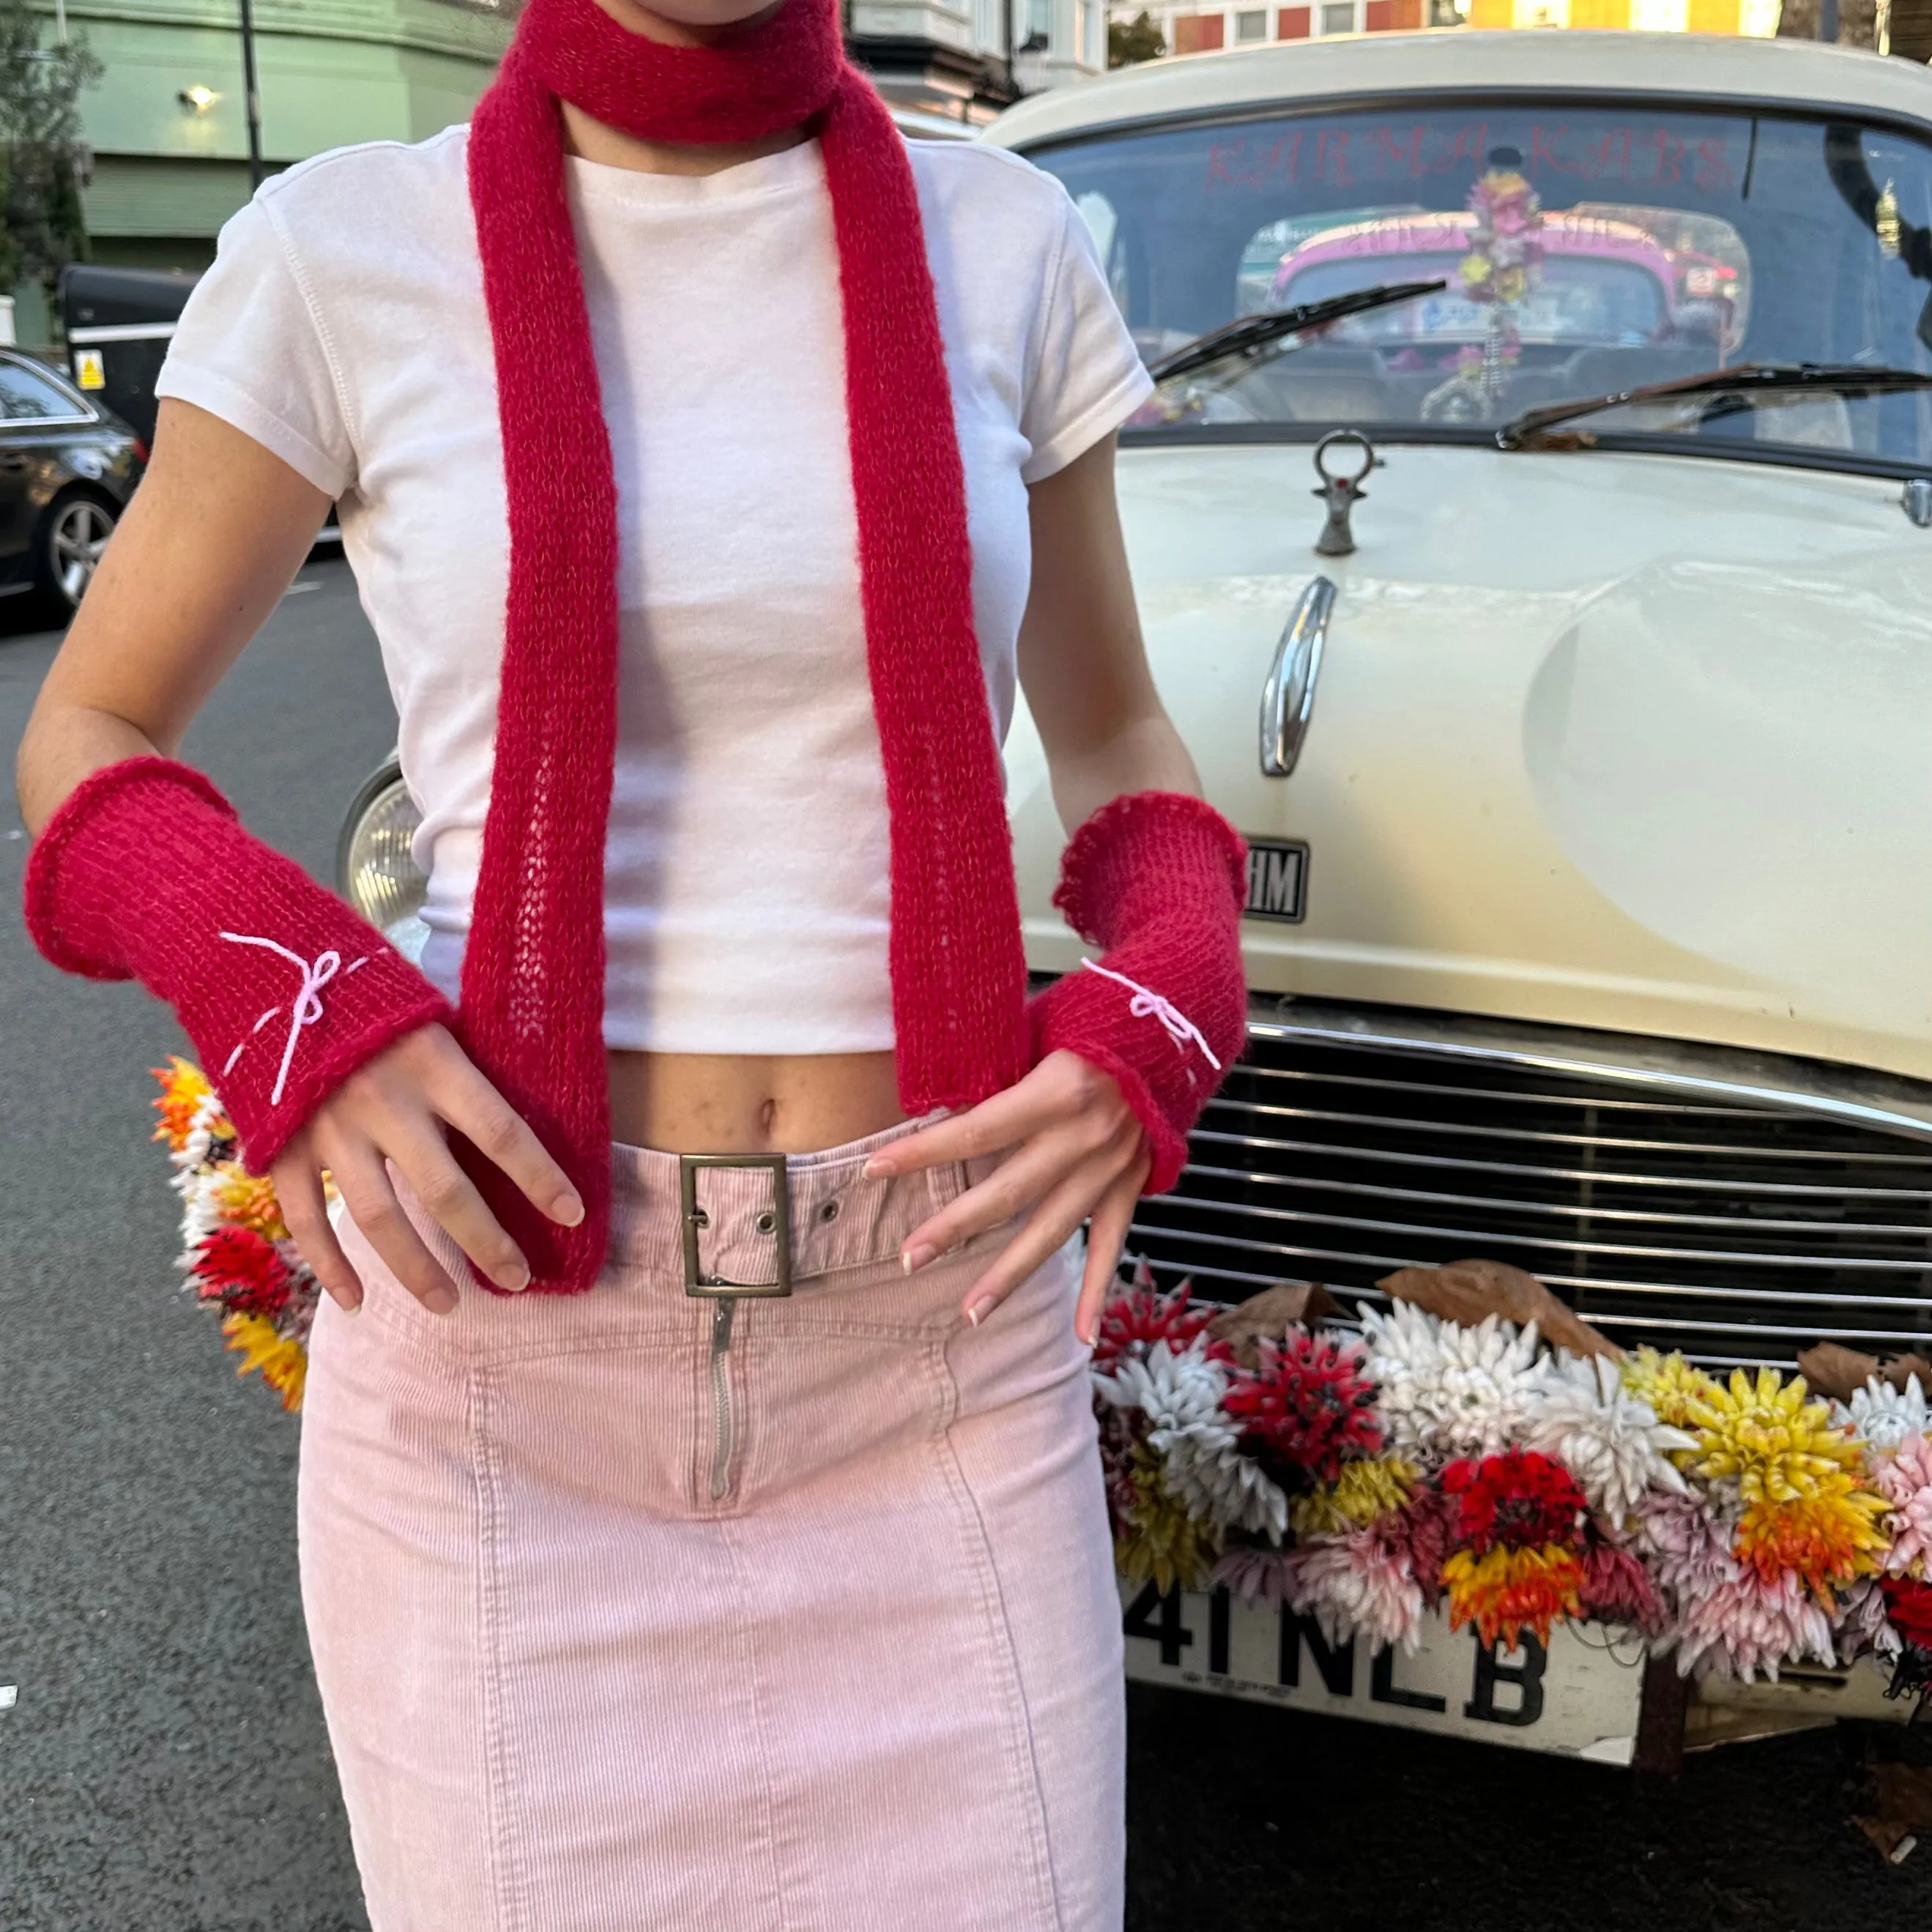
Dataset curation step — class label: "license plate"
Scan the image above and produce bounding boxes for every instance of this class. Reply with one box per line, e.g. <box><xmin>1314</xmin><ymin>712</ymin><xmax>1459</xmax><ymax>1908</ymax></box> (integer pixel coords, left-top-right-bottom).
<box><xmin>1121</xmin><ymin>1580</ymin><xmax>1646</xmax><ymax>1764</ymax></box>
<box><xmin>1244</xmin><ymin>839</ymin><xmax>1308</xmax><ymax>923</ymax></box>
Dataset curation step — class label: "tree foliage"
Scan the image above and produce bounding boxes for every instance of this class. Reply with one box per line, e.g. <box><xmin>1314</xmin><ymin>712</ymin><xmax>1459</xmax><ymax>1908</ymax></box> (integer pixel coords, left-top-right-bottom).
<box><xmin>1109</xmin><ymin>10</ymin><xmax>1167</xmax><ymax>63</ymax></box>
<box><xmin>0</xmin><ymin>0</ymin><xmax>98</xmax><ymax>295</ymax></box>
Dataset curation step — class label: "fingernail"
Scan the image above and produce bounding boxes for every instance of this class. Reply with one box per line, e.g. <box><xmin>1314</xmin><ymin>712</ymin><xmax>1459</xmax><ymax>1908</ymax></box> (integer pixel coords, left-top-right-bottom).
<box><xmin>902</xmin><ymin>1243</ymin><xmax>938</xmax><ymax>1275</ymax></box>
<box><xmin>498</xmin><ymin>1263</ymin><xmax>530</xmax><ymax>1293</ymax></box>
<box><xmin>553</xmin><ymin>1195</ymin><xmax>585</xmax><ymax>1228</ymax></box>
<box><xmin>966</xmin><ymin>1306</ymin><xmax>981</xmax><ymax>1327</ymax></box>
<box><xmin>965</xmin><ymin>1295</ymin><xmax>996</xmax><ymax>1326</ymax></box>
<box><xmin>337</xmin><ymin>1293</ymin><xmax>361</xmax><ymax>1317</ymax></box>
<box><xmin>864</xmin><ymin>1156</ymin><xmax>891</xmax><ymax>1179</ymax></box>
<box><xmin>426</xmin><ymin>1284</ymin><xmax>458</xmax><ymax>1315</ymax></box>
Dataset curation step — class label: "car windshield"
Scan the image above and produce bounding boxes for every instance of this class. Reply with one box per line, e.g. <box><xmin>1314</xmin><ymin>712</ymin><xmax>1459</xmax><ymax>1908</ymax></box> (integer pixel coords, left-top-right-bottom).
<box><xmin>1030</xmin><ymin>102</ymin><xmax>1932</xmax><ymax>471</ymax></box>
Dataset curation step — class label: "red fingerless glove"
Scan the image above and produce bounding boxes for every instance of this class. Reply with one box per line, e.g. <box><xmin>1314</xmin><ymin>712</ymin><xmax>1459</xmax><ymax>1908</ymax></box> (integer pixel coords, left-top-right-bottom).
<box><xmin>24</xmin><ymin>757</ymin><xmax>453</xmax><ymax>1172</ymax></box>
<box><xmin>1027</xmin><ymin>791</ymin><xmax>1248</xmax><ymax>1195</ymax></box>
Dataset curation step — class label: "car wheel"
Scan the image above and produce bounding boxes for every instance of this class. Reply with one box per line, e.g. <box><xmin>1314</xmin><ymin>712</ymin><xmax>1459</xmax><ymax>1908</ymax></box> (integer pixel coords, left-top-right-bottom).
<box><xmin>37</xmin><ymin>493</ymin><xmax>116</xmax><ymax>619</ymax></box>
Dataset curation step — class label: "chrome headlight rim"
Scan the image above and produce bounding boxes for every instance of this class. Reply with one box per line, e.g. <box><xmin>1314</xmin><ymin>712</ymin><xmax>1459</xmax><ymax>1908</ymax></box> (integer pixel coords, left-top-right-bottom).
<box><xmin>336</xmin><ymin>755</ymin><xmax>429</xmax><ymax>948</ymax></box>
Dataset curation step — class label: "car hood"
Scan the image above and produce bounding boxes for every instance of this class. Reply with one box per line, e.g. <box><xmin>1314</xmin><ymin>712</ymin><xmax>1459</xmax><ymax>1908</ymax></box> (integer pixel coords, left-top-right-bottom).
<box><xmin>1005</xmin><ymin>441</ymin><xmax>1932</xmax><ymax>1082</ymax></box>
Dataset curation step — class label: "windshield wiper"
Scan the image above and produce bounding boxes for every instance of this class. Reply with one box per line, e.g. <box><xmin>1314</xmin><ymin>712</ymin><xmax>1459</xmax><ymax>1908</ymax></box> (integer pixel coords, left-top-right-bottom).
<box><xmin>1497</xmin><ymin>362</ymin><xmax>1932</xmax><ymax>451</ymax></box>
<box><xmin>1148</xmin><ymin>279</ymin><xmax>1448</xmax><ymax>387</ymax></box>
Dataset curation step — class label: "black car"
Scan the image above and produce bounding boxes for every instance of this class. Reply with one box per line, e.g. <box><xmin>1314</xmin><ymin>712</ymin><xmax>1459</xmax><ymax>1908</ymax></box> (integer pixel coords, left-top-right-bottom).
<box><xmin>0</xmin><ymin>346</ymin><xmax>140</xmax><ymax>623</ymax></box>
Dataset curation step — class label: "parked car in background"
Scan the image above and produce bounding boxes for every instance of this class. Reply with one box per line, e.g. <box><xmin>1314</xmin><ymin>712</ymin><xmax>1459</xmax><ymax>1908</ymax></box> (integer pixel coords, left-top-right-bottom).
<box><xmin>339</xmin><ymin>36</ymin><xmax>1932</xmax><ymax>1765</ymax></box>
<box><xmin>0</xmin><ymin>346</ymin><xmax>141</xmax><ymax>620</ymax></box>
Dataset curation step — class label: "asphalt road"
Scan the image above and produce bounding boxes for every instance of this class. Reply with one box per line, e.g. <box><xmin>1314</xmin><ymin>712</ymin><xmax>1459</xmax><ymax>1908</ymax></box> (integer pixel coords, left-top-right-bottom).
<box><xmin>5</xmin><ymin>555</ymin><xmax>1932</xmax><ymax>1931</ymax></box>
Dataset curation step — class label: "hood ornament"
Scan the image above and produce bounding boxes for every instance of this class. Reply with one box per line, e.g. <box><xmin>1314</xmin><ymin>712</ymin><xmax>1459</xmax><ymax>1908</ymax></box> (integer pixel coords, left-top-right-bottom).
<box><xmin>1312</xmin><ymin>430</ymin><xmax>1375</xmax><ymax>557</ymax></box>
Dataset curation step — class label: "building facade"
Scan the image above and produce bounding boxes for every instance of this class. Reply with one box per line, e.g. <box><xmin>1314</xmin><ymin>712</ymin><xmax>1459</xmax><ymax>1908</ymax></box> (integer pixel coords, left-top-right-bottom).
<box><xmin>1114</xmin><ymin>0</ymin><xmax>1779</xmax><ymax>56</ymax></box>
<box><xmin>41</xmin><ymin>0</ymin><xmax>1107</xmax><ymax>329</ymax></box>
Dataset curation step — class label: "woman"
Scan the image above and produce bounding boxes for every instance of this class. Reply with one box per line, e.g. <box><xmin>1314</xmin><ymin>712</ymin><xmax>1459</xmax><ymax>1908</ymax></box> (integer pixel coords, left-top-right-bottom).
<box><xmin>15</xmin><ymin>0</ymin><xmax>1247</xmax><ymax>1922</ymax></box>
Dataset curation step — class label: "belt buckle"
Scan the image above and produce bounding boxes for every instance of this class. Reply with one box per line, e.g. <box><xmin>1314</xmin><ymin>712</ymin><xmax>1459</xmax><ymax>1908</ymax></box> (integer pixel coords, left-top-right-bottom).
<box><xmin>679</xmin><ymin>1152</ymin><xmax>793</xmax><ymax>1299</ymax></box>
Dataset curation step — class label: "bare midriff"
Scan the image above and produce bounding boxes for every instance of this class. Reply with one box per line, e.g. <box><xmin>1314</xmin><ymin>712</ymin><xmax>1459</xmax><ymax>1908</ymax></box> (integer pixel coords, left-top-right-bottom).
<box><xmin>606</xmin><ymin>1048</ymin><xmax>907</xmax><ymax>1155</ymax></box>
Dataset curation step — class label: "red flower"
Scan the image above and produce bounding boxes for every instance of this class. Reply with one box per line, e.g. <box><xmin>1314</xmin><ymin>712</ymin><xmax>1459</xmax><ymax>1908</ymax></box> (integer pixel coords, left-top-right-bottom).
<box><xmin>1091</xmin><ymin>1263</ymin><xmax>1220</xmax><ymax>1372</ymax></box>
<box><xmin>1384</xmin><ymin>1486</ymin><xmax>1457</xmax><ymax>1605</ymax></box>
<box><xmin>1224</xmin><ymin>1329</ymin><xmax>1383</xmax><ymax>1485</ymax></box>
<box><xmin>1580</xmin><ymin>1533</ymin><xmax>1667</xmax><ymax>1635</ymax></box>
<box><xmin>1881</xmin><ymin>1576</ymin><xmax>1932</xmax><ymax>1651</ymax></box>
<box><xmin>190</xmin><ymin>1225</ymin><xmax>292</xmax><ymax>1321</ymax></box>
<box><xmin>1443</xmin><ymin>1451</ymin><xmax>1586</xmax><ymax>1555</ymax></box>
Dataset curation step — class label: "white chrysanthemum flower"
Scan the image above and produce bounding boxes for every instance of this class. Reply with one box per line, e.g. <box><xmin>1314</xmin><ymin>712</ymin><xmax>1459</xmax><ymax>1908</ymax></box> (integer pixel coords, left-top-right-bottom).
<box><xmin>1096</xmin><ymin>1341</ymin><xmax>1288</xmax><ymax>1540</ymax></box>
<box><xmin>1835</xmin><ymin>1375</ymin><xmax>1931</xmax><ymax>1463</ymax></box>
<box><xmin>1360</xmin><ymin>1304</ymin><xmax>1545</xmax><ymax>1463</ymax></box>
<box><xmin>173</xmin><ymin>1089</ymin><xmax>229</xmax><ymax>1174</ymax></box>
<box><xmin>174</xmin><ymin>1164</ymin><xmax>229</xmax><ymax>1251</ymax></box>
<box><xmin>1520</xmin><ymin>1351</ymin><xmax>1693</xmax><ymax>1522</ymax></box>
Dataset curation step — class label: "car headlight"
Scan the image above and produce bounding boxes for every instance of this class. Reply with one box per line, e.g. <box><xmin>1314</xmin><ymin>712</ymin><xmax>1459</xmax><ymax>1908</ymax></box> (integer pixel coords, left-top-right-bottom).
<box><xmin>337</xmin><ymin>760</ymin><xmax>430</xmax><ymax>960</ymax></box>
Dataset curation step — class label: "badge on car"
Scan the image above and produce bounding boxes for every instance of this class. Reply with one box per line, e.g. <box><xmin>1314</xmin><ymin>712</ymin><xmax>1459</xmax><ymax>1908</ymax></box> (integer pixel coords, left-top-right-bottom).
<box><xmin>1244</xmin><ymin>838</ymin><xmax>1308</xmax><ymax>923</ymax></box>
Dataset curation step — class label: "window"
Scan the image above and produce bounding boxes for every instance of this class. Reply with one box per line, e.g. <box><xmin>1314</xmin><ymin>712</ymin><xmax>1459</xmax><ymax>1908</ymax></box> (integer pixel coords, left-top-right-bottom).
<box><xmin>1236</xmin><ymin>7</ymin><xmax>1269</xmax><ymax>33</ymax></box>
<box><xmin>1033</xmin><ymin>103</ymin><xmax>1932</xmax><ymax>469</ymax></box>
<box><xmin>1320</xmin><ymin>1</ymin><xmax>1356</xmax><ymax>29</ymax></box>
<box><xmin>1025</xmin><ymin>0</ymin><xmax>1052</xmax><ymax>47</ymax></box>
<box><xmin>0</xmin><ymin>359</ymin><xmax>81</xmax><ymax>421</ymax></box>
<box><xmin>1170</xmin><ymin>10</ymin><xmax>1225</xmax><ymax>47</ymax></box>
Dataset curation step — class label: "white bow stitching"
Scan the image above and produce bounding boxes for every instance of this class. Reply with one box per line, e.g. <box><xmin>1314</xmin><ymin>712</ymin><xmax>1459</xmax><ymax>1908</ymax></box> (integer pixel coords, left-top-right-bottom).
<box><xmin>219</xmin><ymin>934</ymin><xmax>371</xmax><ymax>1106</ymax></box>
<box><xmin>1079</xmin><ymin>959</ymin><xmax>1222</xmax><ymax>1071</ymax></box>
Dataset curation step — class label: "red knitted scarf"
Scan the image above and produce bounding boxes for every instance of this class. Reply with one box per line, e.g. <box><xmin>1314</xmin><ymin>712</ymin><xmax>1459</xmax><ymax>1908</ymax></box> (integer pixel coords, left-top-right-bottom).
<box><xmin>462</xmin><ymin>0</ymin><xmax>1028</xmax><ymax>1288</ymax></box>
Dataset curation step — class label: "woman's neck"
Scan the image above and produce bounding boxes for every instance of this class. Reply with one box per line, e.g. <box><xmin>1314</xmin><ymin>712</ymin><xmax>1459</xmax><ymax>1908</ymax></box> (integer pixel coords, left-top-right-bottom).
<box><xmin>560</xmin><ymin>105</ymin><xmax>811</xmax><ymax>177</ymax></box>
<box><xmin>562</xmin><ymin>0</ymin><xmax>811</xmax><ymax>177</ymax></box>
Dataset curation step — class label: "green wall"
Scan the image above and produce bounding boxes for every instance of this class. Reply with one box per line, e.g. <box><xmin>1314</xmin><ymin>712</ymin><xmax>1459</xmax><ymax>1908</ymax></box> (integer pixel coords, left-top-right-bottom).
<box><xmin>38</xmin><ymin>0</ymin><xmax>509</xmax><ymax>312</ymax></box>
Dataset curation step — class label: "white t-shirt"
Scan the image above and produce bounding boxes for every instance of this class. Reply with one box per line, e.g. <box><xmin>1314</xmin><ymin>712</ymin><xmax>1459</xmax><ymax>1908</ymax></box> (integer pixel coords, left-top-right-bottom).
<box><xmin>157</xmin><ymin>127</ymin><xmax>1152</xmax><ymax>1053</ymax></box>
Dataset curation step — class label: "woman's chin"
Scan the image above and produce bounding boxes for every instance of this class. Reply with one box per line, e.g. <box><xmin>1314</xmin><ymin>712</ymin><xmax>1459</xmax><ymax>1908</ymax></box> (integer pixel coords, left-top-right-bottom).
<box><xmin>591</xmin><ymin>0</ymin><xmax>788</xmax><ymax>40</ymax></box>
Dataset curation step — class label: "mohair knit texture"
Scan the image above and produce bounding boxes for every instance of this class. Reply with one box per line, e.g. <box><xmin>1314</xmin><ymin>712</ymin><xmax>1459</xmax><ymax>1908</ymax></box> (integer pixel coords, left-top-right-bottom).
<box><xmin>458</xmin><ymin>0</ymin><xmax>1030</xmax><ymax>1288</ymax></box>
<box><xmin>1030</xmin><ymin>792</ymin><xmax>1249</xmax><ymax>1195</ymax></box>
<box><xmin>24</xmin><ymin>0</ymin><xmax>1250</xmax><ymax>1295</ymax></box>
<box><xmin>22</xmin><ymin>757</ymin><xmax>452</xmax><ymax>1172</ymax></box>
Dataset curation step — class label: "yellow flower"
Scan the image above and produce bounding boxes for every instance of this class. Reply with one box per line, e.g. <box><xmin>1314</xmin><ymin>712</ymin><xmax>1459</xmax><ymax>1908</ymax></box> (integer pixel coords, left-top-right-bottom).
<box><xmin>210</xmin><ymin>1163</ymin><xmax>288</xmax><ymax>1242</ymax></box>
<box><xmin>220</xmin><ymin>1312</ymin><xmax>307</xmax><ymax>1413</ymax></box>
<box><xmin>1735</xmin><ymin>1476</ymin><xmax>1890</xmax><ymax>1607</ymax></box>
<box><xmin>1687</xmin><ymin>1366</ymin><xmax>1861</xmax><ymax>1503</ymax></box>
<box><xmin>1290</xmin><ymin>1457</ymin><xmax>1418</xmax><ymax>1537</ymax></box>
<box><xmin>1458</xmin><ymin>252</ymin><xmax>1493</xmax><ymax>287</ymax></box>
<box><xmin>1442</xmin><ymin>1544</ymin><xmax>1583</xmax><ymax>1650</ymax></box>
<box><xmin>1115</xmin><ymin>1442</ymin><xmax>1221</xmax><ymax>1595</ymax></box>
<box><xmin>1621</xmin><ymin>1348</ymin><xmax>1720</xmax><ymax>1446</ymax></box>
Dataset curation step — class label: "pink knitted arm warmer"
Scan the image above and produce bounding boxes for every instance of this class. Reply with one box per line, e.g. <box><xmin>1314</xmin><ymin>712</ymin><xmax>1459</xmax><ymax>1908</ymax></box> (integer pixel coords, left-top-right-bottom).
<box><xmin>1028</xmin><ymin>791</ymin><xmax>1248</xmax><ymax>1196</ymax></box>
<box><xmin>24</xmin><ymin>757</ymin><xmax>453</xmax><ymax>1172</ymax></box>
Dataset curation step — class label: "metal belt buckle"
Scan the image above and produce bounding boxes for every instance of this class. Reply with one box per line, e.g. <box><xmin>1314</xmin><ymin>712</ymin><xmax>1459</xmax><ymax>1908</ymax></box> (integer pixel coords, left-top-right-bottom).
<box><xmin>679</xmin><ymin>1152</ymin><xmax>793</xmax><ymax>1299</ymax></box>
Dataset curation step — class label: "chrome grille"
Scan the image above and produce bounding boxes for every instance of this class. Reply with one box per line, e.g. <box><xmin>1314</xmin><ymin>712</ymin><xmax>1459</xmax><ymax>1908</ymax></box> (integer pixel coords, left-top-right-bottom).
<box><xmin>1127</xmin><ymin>1008</ymin><xmax>1932</xmax><ymax>1369</ymax></box>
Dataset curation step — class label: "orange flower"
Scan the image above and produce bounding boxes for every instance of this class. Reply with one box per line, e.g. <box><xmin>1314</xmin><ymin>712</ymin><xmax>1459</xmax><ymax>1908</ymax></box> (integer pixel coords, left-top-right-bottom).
<box><xmin>1735</xmin><ymin>1482</ymin><xmax>1889</xmax><ymax>1607</ymax></box>
<box><xmin>151</xmin><ymin>1058</ymin><xmax>222</xmax><ymax>1153</ymax></box>
<box><xmin>1441</xmin><ymin>1544</ymin><xmax>1584</xmax><ymax>1650</ymax></box>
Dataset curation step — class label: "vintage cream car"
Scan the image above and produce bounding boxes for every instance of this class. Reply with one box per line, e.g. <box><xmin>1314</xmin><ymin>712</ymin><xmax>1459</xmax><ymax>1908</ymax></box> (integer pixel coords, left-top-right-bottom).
<box><xmin>339</xmin><ymin>31</ymin><xmax>1932</xmax><ymax>1762</ymax></box>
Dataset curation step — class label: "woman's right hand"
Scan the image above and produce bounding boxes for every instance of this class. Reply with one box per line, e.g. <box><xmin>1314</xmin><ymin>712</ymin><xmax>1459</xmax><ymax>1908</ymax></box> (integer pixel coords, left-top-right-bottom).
<box><xmin>270</xmin><ymin>1022</ymin><xmax>584</xmax><ymax>1315</ymax></box>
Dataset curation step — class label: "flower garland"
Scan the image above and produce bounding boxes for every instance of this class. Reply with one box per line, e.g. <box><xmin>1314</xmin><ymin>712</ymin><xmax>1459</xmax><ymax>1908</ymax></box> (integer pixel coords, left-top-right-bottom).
<box><xmin>149</xmin><ymin>1056</ymin><xmax>1932</xmax><ymax>1701</ymax></box>
<box><xmin>152</xmin><ymin>1059</ymin><xmax>319</xmax><ymax>1411</ymax></box>
<box><xmin>1097</xmin><ymin>1259</ymin><xmax>1932</xmax><ymax>1699</ymax></box>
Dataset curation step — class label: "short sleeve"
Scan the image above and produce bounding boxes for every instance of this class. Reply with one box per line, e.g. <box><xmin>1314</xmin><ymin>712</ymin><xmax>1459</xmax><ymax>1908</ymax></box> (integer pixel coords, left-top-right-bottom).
<box><xmin>1018</xmin><ymin>190</ymin><xmax>1154</xmax><ymax>486</ymax></box>
<box><xmin>155</xmin><ymin>195</ymin><xmax>356</xmax><ymax>498</ymax></box>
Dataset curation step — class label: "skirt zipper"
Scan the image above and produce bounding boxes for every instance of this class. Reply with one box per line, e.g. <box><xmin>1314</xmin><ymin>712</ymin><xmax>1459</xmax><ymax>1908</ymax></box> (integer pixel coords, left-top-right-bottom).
<box><xmin>708</xmin><ymin>1298</ymin><xmax>737</xmax><ymax>1502</ymax></box>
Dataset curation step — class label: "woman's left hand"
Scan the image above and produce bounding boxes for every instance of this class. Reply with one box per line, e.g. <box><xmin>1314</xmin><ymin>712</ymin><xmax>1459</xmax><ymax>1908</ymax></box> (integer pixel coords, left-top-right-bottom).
<box><xmin>863</xmin><ymin>1049</ymin><xmax>1150</xmax><ymax>1345</ymax></box>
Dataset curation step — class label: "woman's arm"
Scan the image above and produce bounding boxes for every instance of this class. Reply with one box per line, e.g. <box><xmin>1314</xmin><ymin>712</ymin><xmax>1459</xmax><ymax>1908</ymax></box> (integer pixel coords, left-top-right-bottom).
<box><xmin>1016</xmin><ymin>433</ymin><xmax>1200</xmax><ymax>830</ymax></box>
<box><xmin>17</xmin><ymin>399</ymin><xmax>334</xmax><ymax>829</ymax></box>
<box><xmin>869</xmin><ymin>433</ymin><xmax>1220</xmax><ymax>1342</ymax></box>
<box><xmin>18</xmin><ymin>399</ymin><xmax>579</xmax><ymax>1315</ymax></box>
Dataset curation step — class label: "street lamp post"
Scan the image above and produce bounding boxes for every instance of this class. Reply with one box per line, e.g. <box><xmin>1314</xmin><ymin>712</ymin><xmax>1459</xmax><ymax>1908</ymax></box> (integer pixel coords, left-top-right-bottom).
<box><xmin>238</xmin><ymin>0</ymin><xmax>264</xmax><ymax>190</ymax></box>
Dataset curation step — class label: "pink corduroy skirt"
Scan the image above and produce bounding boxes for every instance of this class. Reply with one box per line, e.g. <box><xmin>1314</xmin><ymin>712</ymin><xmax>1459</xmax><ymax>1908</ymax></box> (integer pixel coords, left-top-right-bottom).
<box><xmin>298</xmin><ymin>1121</ymin><xmax>1126</xmax><ymax>1932</ymax></box>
